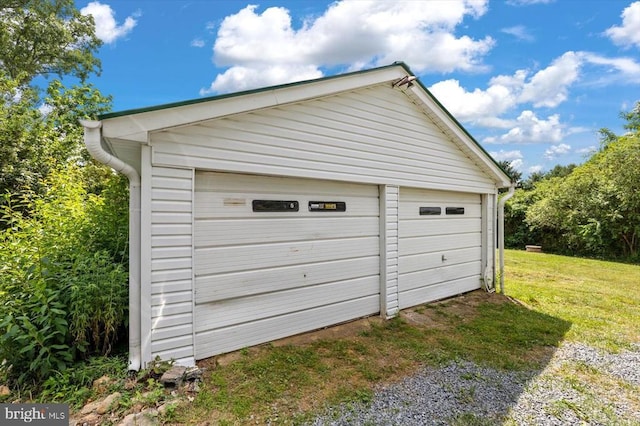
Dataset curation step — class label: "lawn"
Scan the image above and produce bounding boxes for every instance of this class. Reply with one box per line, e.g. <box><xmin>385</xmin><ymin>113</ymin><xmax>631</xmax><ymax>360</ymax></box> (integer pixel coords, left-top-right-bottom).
<box><xmin>164</xmin><ymin>250</ymin><xmax>640</xmax><ymax>424</ymax></box>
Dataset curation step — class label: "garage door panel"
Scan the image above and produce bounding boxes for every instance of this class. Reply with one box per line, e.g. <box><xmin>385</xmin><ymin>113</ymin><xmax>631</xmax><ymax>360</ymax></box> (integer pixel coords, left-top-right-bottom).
<box><xmin>398</xmin><ymin>276</ymin><xmax>480</xmax><ymax>309</ymax></box>
<box><xmin>194</xmin><ymin>275</ymin><xmax>379</xmax><ymax>332</ymax></box>
<box><xmin>399</xmin><ymin>247</ymin><xmax>480</xmax><ymax>274</ymax></box>
<box><xmin>195</xmin><ymin>295</ymin><xmax>380</xmax><ymax>359</ymax></box>
<box><xmin>399</xmin><ymin>261</ymin><xmax>482</xmax><ymax>292</ymax></box>
<box><xmin>400</xmin><ymin>233</ymin><xmax>481</xmax><ymax>256</ymax></box>
<box><xmin>399</xmin><ymin>189</ymin><xmax>480</xmax><ymax>203</ymax></box>
<box><xmin>195</xmin><ymin>217</ymin><xmax>378</xmax><ymax>246</ymax></box>
<box><xmin>196</xmin><ymin>256</ymin><xmax>380</xmax><ymax>303</ymax></box>
<box><xmin>194</xmin><ymin>171</ymin><xmax>380</xmax><ymax>358</ymax></box>
<box><xmin>194</xmin><ymin>192</ymin><xmax>379</xmax><ymax>219</ymax></box>
<box><xmin>195</xmin><ymin>236</ymin><xmax>379</xmax><ymax>275</ymax></box>
<box><xmin>399</xmin><ymin>187</ymin><xmax>482</xmax><ymax>308</ymax></box>
<box><xmin>399</xmin><ymin>218</ymin><xmax>480</xmax><ymax>238</ymax></box>
<box><xmin>196</xmin><ymin>171</ymin><xmax>379</xmax><ymax>196</ymax></box>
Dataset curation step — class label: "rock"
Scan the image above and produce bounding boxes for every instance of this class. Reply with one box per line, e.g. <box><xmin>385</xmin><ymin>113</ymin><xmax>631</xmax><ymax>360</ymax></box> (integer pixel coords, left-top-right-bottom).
<box><xmin>92</xmin><ymin>375</ymin><xmax>112</xmax><ymax>393</ymax></box>
<box><xmin>157</xmin><ymin>402</ymin><xmax>175</xmax><ymax>416</ymax></box>
<box><xmin>184</xmin><ymin>366</ymin><xmax>204</xmax><ymax>381</ymax></box>
<box><xmin>96</xmin><ymin>391</ymin><xmax>121</xmax><ymax>415</ymax></box>
<box><xmin>160</xmin><ymin>365</ymin><xmax>187</xmax><ymax>387</ymax></box>
<box><xmin>118</xmin><ymin>409</ymin><xmax>158</xmax><ymax>426</ymax></box>
<box><xmin>80</xmin><ymin>400</ymin><xmax>101</xmax><ymax>415</ymax></box>
<box><xmin>0</xmin><ymin>385</ymin><xmax>10</xmax><ymax>396</ymax></box>
<box><xmin>118</xmin><ymin>413</ymin><xmax>136</xmax><ymax>426</ymax></box>
<box><xmin>75</xmin><ymin>412</ymin><xmax>100</xmax><ymax>426</ymax></box>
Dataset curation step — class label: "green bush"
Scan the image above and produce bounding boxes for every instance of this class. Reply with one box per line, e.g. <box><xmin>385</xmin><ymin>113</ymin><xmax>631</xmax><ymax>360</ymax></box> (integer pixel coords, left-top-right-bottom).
<box><xmin>0</xmin><ymin>165</ymin><xmax>128</xmax><ymax>386</ymax></box>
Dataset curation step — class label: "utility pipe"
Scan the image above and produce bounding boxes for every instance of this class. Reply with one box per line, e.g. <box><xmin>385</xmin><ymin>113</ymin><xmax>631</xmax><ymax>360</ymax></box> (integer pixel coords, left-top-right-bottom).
<box><xmin>497</xmin><ymin>183</ymin><xmax>516</xmax><ymax>294</ymax></box>
<box><xmin>81</xmin><ymin>120</ymin><xmax>142</xmax><ymax>371</ymax></box>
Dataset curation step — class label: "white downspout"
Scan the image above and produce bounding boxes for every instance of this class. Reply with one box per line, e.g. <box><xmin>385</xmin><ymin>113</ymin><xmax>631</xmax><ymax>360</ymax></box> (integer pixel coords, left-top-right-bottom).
<box><xmin>497</xmin><ymin>183</ymin><xmax>516</xmax><ymax>294</ymax></box>
<box><xmin>81</xmin><ymin>120</ymin><xmax>142</xmax><ymax>371</ymax></box>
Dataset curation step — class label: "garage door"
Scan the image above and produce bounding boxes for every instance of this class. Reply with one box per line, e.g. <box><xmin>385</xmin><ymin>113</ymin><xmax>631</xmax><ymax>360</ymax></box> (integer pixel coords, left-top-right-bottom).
<box><xmin>193</xmin><ymin>172</ymin><xmax>380</xmax><ymax>359</ymax></box>
<box><xmin>398</xmin><ymin>187</ymin><xmax>482</xmax><ymax>309</ymax></box>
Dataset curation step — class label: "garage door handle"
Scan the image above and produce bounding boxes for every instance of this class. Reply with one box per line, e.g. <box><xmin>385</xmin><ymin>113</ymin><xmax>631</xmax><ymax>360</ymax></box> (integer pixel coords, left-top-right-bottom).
<box><xmin>441</xmin><ymin>254</ymin><xmax>447</xmax><ymax>262</ymax></box>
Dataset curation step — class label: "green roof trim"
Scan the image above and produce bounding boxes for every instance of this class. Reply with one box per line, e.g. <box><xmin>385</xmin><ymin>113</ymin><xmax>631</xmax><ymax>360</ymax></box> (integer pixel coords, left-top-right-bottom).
<box><xmin>99</xmin><ymin>61</ymin><xmax>511</xmax><ymax>183</ymax></box>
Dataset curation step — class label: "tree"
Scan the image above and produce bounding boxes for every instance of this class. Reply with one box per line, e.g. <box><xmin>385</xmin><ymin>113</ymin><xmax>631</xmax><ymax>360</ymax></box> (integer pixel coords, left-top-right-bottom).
<box><xmin>497</xmin><ymin>160</ymin><xmax>521</xmax><ymax>184</ymax></box>
<box><xmin>0</xmin><ymin>73</ymin><xmax>111</xmax><ymax>199</ymax></box>
<box><xmin>0</xmin><ymin>0</ymin><xmax>110</xmax><ymax>198</ymax></box>
<box><xmin>526</xmin><ymin>132</ymin><xmax>640</xmax><ymax>259</ymax></box>
<box><xmin>0</xmin><ymin>0</ymin><xmax>101</xmax><ymax>85</ymax></box>
<box><xmin>620</xmin><ymin>101</ymin><xmax>640</xmax><ymax>133</ymax></box>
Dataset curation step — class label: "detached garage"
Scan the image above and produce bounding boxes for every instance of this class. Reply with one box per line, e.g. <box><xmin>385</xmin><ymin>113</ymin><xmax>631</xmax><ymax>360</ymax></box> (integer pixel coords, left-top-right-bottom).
<box><xmin>81</xmin><ymin>62</ymin><xmax>511</xmax><ymax>369</ymax></box>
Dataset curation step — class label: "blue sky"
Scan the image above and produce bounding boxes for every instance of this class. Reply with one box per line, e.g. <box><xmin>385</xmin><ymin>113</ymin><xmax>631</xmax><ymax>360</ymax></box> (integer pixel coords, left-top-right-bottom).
<box><xmin>77</xmin><ymin>0</ymin><xmax>640</xmax><ymax>176</ymax></box>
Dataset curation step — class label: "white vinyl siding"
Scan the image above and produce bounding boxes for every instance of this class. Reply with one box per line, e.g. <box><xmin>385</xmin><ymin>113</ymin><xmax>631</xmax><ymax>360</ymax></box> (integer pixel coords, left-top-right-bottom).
<box><xmin>398</xmin><ymin>188</ymin><xmax>482</xmax><ymax>309</ymax></box>
<box><xmin>380</xmin><ymin>185</ymin><xmax>399</xmax><ymax>318</ymax></box>
<box><xmin>193</xmin><ymin>172</ymin><xmax>380</xmax><ymax>359</ymax></box>
<box><xmin>149</xmin><ymin>166</ymin><xmax>194</xmax><ymax>362</ymax></box>
<box><xmin>151</xmin><ymin>85</ymin><xmax>496</xmax><ymax>193</ymax></box>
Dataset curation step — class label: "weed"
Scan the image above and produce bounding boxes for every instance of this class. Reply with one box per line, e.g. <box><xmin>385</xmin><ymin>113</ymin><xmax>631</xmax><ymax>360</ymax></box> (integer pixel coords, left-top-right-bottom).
<box><xmin>449</xmin><ymin>412</ymin><xmax>497</xmax><ymax>426</ymax></box>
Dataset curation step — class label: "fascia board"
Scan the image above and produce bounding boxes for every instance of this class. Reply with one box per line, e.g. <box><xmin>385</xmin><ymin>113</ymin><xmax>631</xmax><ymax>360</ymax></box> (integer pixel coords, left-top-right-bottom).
<box><xmin>101</xmin><ymin>66</ymin><xmax>408</xmax><ymax>142</ymax></box>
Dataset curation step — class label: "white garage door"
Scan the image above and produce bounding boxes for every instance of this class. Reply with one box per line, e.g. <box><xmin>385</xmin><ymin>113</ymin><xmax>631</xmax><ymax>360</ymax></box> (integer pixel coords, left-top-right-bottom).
<box><xmin>398</xmin><ymin>187</ymin><xmax>482</xmax><ymax>309</ymax></box>
<box><xmin>193</xmin><ymin>172</ymin><xmax>380</xmax><ymax>359</ymax></box>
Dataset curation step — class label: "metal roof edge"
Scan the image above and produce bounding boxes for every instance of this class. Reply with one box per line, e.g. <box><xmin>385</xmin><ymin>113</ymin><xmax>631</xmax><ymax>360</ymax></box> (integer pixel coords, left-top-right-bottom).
<box><xmin>99</xmin><ymin>62</ymin><xmax>410</xmax><ymax>121</ymax></box>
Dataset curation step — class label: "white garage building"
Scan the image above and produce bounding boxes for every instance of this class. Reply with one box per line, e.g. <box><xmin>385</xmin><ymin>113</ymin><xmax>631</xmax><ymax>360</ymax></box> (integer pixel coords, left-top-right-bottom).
<box><xmin>82</xmin><ymin>62</ymin><xmax>511</xmax><ymax>369</ymax></box>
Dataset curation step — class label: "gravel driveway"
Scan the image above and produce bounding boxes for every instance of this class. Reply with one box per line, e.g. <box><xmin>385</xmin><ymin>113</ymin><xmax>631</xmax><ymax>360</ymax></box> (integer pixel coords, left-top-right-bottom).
<box><xmin>307</xmin><ymin>342</ymin><xmax>640</xmax><ymax>425</ymax></box>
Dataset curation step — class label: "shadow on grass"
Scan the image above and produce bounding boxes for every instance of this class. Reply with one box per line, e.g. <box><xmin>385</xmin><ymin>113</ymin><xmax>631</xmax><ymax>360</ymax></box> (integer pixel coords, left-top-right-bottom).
<box><xmin>307</xmin><ymin>291</ymin><xmax>573</xmax><ymax>425</ymax></box>
<box><xmin>182</xmin><ymin>291</ymin><xmax>572</xmax><ymax>425</ymax></box>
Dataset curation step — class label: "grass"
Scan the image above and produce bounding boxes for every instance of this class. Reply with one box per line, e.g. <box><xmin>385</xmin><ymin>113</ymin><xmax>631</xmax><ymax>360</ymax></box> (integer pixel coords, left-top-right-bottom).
<box><xmin>167</xmin><ymin>250</ymin><xmax>640</xmax><ymax>424</ymax></box>
<box><xmin>504</xmin><ymin>250</ymin><xmax>640</xmax><ymax>351</ymax></box>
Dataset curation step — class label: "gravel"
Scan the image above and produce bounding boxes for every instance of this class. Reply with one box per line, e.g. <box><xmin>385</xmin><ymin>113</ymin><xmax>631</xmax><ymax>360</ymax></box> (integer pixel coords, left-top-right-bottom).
<box><xmin>307</xmin><ymin>343</ymin><xmax>640</xmax><ymax>425</ymax></box>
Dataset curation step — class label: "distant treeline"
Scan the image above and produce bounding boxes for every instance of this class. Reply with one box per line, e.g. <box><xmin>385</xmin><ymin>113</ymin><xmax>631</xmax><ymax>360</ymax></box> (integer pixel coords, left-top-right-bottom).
<box><xmin>501</xmin><ymin>103</ymin><xmax>640</xmax><ymax>262</ymax></box>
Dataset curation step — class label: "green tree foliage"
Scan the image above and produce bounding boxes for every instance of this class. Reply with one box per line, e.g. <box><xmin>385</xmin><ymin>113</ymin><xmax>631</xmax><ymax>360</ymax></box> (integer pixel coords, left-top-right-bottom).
<box><xmin>526</xmin><ymin>134</ymin><xmax>640</xmax><ymax>258</ymax></box>
<box><xmin>0</xmin><ymin>0</ymin><xmax>101</xmax><ymax>85</ymax></box>
<box><xmin>0</xmin><ymin>166</ymin><xmax>128</xmax><ymax>386</ymax></box>
<box><xmin>0</xmin><ymin>72</ymin><xmax>112</xmax><ymax>198</ymax></box>
<box><xmin>0</xmin><ymin>0</ymin><xmax>111</xmax><ymax>198</ymax></box>
<box><xmin>0</xmin><ymin>0</ymin><xmax>130</xmax><ymax>388</ymax></box>
<box><xmin>507</xmin><ymin>102</ymin><xmax>640</xmax><ymax>260</ymax></box>
<box><xmin>497</xmin><ymin>160</ymin><xmax>521</xmax><ymax>184</ymax></box>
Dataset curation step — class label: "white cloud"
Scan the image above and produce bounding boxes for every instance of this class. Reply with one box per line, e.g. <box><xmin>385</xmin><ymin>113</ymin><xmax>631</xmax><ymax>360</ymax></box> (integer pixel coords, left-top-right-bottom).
<box><xmin>501</xmin><ymin>25</ymin><xmax>534</xmax><ymax>42</ymax></box>
<box><xmin>518</xmin><ymin>51</ymin><xmax>581</xmax><ymax>107</ymax></box>
<box><xmin>576</xmin><ymin>146</ymin><xmax>597</xmax><ymax>155</ymax></box>
<box><xmin>544</xmin><ymin>143</ymin><xmax>571</xmax><ymax>160</ymax></box>
<box><xmin>488</xmin><ymin>111</ymin><xmax>564</xmax><ymax>144</ymax></box>
<box><xmin>605</xmin><ymin>1</ymin><xmax>640</xmax><ymax>48</ymax></box>
<box><xmin>201</xmin><ymin>65</ymin><xmax>323</xmax><ymax>95</ymax></box>
<box><xmin>581</xmin><ymin>52</ymin><xmax>640</xmax><ymax>83</ymax></box>
<box><xmin>429</xmin><ymin>53</ymin><xmax>584</xmax><ymax>129</ymax></box>
<box><xmin>429</xmin><ymin>78</ymin><xmax>518</xmax><ymax>125</ymax></box>
<box><xmin>490</xmin><ymin>150</ymin><xmax>524</xmax><ymax>170</ymax></box>
<box><xmin>528</xmin><ymin>165</ymin><xmax>543</xmax><ymax>174</ymax></box>
<box><xmin>81</xmin><ymin>1</ymin><xmax>138</xmax><ymax>44</ymax></box>
<box><xmin>191</xmin><ymin>38</ymin><xmax>205</xmax><ymax>48</ymax></box>
<box><xmin>207</xmin><ymin>1</ymin><xmax>493</xmax><ymax>93</ymax></box>
<box><xmin>490</xmin><ymin>149</ymin><xmax>523</xmax><ymax>162</ymax></box>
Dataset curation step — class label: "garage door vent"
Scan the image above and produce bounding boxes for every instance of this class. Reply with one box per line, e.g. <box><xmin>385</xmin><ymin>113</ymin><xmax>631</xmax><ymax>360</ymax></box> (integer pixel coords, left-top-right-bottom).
<box><xmin>252</xmin><ymin>200</ymin><xmax>299</xmax><ymax>212</ymax></box>
<box><xmin>445</xmin><ymin>207</ymin><xmax>465</xmax><ymax>215</ymax></box>
<box><xmin>419</xmin><ymin>207</ymin><xmax>441</xmax><ymax>215</ymax></box>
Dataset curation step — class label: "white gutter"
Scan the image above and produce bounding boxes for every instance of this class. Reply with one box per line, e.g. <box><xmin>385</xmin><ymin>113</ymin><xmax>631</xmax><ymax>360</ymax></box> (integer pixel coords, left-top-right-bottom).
<box><xmin>81</xmin><ymin>120</ymin><xmax>142</xmax><ymax>371</ymax></box>
<box><xmin>497</xmin><ymin>184</ymin><xmax>516</xmax><ymax>294</ymax></box>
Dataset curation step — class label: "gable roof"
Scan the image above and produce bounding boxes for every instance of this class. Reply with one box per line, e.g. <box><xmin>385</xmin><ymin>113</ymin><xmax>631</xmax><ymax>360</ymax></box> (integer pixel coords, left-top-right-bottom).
<box><xmin>99</xmin><ymin>62</ymin><xmax>511</xmax><ymax>187</ymax></box>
